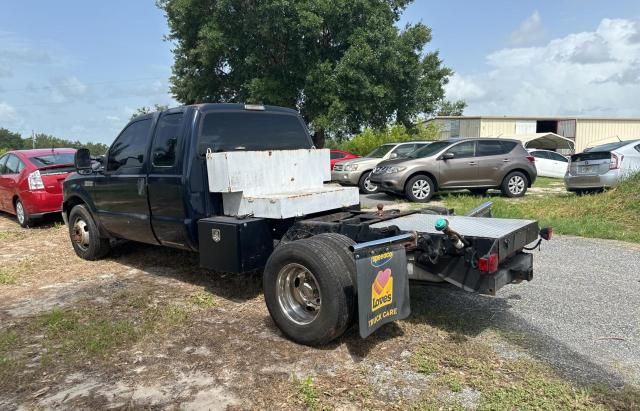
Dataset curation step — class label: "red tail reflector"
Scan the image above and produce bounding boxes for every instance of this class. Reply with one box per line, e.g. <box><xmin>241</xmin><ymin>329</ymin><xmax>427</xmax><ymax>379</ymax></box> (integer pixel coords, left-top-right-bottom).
<box><xmin>478</xmin><ymin>253</ymin><xmax>499</xmax><ymax>274</ymax></box>
<box><xmin>539</xmin><ymin>227</ymin><xmax>552</xmax><ymax>240</ymax></box>
<box><xmin>526</xmin><ymin>155</ymin><xmax>535</xmax><ymax>163</ymax></box>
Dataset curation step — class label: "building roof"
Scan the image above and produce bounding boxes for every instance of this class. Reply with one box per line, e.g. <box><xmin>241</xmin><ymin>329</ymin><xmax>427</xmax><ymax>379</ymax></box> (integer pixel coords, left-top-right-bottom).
<box><xmin>500</xmin><ymin>133</ymin><xmax>575</xmax><ymax>150</ymax></box>
<box><xmin>431</xmin><ymin>115</ymin><xmax>640</xmax><ymax>122</ymax></box>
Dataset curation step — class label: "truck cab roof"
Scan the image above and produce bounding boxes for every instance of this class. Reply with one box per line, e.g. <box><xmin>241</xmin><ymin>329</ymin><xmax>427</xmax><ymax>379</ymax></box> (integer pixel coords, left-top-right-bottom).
<box><xmin>131</xmin><ymin>103</ymin><xmax>300</xmax><ymax>122</ymax></box>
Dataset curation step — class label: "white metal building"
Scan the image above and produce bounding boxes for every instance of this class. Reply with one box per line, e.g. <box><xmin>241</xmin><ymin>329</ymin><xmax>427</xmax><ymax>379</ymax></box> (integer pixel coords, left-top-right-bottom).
<box><xmin>428</xmin><ymin>116</ymin><xmax>640</xmax><ymax>152</ymax></box>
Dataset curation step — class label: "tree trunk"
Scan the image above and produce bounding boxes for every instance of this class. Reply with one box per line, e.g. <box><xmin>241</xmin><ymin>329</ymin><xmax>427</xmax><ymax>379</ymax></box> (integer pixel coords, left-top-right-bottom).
<box><xmin>313</xmin><ymin>128</ymin><xmax>326</xmax><ymax>148</ymax></box>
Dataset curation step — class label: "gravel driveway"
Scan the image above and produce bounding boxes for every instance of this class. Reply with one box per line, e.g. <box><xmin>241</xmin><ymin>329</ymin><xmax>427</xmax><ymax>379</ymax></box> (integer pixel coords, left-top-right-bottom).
<box><xmin>416</xmin><ymin>235</ymin><xmax>640</xmax><ymax>387</ymax></box>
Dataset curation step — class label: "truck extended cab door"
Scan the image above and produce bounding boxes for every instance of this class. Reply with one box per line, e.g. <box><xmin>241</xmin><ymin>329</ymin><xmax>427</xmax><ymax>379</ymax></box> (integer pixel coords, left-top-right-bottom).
<box><xmin>146</xmin><ymin>110</ymin><xmax>190</xmax><ymax>249</ymax></box>
<box><xmin>93</xmin><ymin>117</ymin><xmax>157</xmax><ymax>244</ymax></box>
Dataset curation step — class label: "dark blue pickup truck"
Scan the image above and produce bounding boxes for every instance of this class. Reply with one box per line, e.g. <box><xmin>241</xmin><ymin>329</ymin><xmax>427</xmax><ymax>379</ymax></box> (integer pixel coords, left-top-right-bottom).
<box><xmin>63</xmin><ymin>103</ymin><xmax>550</xmax><ymax>346</ymax></box>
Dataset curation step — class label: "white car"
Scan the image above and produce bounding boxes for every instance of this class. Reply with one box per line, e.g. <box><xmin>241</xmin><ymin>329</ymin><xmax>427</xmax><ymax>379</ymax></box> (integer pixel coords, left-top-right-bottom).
<box><xmin>528</xmin><ymin>149</ymin><xmax>569</xmax><ymax>178</ymax></box>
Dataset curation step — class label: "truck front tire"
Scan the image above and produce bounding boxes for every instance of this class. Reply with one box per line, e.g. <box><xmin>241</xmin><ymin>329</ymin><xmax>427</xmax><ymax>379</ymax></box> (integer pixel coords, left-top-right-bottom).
<box><xmin>68</xmin><ymin>205</ymin><xmax>111</xmax><ymax>261</ymax></box>
<box><xmin>263</xmin><ymin>236</ymin><xmax>356</xmax><ymax>346</ymax></box>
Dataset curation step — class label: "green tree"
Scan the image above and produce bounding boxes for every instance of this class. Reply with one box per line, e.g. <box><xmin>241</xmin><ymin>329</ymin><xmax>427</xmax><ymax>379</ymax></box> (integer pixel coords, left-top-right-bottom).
<box><xmin>130</xmin><ymin>104</ymin><xmax>170</xmax><ymax>120</ymax></box>
<box><xmin>335</xmin><ymin>122</ymin><xmax>438</xmax><ymax>156</ymax></box>
<box><xmin>159</xmin><ymin>0</ymin><xmax>453</xmax><ymax>147</ymax></box>
<box><xmin>437</xmin><ymin>100</ymin><xmax>467</xmax><ymax>116</ymax></box>
<box><xmin>0</xmin><ymin>128</ymin><xmax>25</xmax><ymax>150</ymax></box>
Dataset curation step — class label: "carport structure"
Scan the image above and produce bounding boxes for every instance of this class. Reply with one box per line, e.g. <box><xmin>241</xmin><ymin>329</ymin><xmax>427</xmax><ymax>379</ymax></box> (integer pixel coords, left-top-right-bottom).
<box><xmin>503</xmin><ymin>132</ymin><xmax>575</xmax><ymax>153</ymax></box>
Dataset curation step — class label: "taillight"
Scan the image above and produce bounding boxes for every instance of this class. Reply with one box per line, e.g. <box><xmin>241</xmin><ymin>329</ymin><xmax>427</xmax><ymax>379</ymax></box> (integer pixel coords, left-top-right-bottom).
<box><xmin>526</xmin><ymin>155</ymin><xmax>535</xmax><ymax>163</ymax></box>
<box><xmin>28</xmin><ymin>170</ymin><xmax>45</xmax><ymax>191</ymax></box>
<box><xmin>609</xmin><ymin>153</ymin><xmax>623</xmax><ymax>170</ymax></box>
<box><xmin>478</xmin><ymin>253</ymin><xmax>499</xmax><ymax>274</ymax></box>
<box><xmin>539</xmin><ymin>227</ymin><xmax>552</xmax><ymax>241</ymax></box>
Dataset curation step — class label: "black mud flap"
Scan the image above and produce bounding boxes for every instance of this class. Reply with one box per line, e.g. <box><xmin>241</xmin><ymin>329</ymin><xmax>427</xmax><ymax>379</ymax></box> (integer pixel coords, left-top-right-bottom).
<box><xmin>354</xmin><ymin>243</ymin><xmax>411</xmax><ymax>338</ymax></box>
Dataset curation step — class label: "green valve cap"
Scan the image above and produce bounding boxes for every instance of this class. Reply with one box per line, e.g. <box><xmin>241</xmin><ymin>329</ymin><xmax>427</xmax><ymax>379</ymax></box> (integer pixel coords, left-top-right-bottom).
<box><xmin>435</xmin><ymin>218</ymin><xmax>448</xmax><ymax>231</ymax></box>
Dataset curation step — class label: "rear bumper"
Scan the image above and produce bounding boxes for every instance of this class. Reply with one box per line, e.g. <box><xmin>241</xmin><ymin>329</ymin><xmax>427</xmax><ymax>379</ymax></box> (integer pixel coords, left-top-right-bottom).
<box><xmin>564</xmin><ymin>171</ymin><xmax>619</xmax><ymax>190</ymax></box>
<box><xmin>478</xmin><ymin>253</ymin><xmax>533</xmax><ymax>296</ymax></box>
<box><xmin>19</xmin><ymin>191</ymin><xmax>63</xmax><ymax>215</ymax></box>
<box><xmin>420</xmin><ymin>252</ymin><xmax>534</xmax><ymax>297</ymax></box>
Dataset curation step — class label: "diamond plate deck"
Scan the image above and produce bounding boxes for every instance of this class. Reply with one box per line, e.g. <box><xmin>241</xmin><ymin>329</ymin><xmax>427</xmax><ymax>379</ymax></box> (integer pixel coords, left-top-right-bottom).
<box><xmin>371</xmin><ymin>213</ymin><xmax>536</xmax><ymax>239</ymax></box>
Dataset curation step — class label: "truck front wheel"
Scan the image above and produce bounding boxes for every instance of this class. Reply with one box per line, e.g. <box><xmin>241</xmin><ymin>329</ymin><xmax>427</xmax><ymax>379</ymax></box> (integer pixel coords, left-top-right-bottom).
<box><xmin>68</xmin><ymin>205</ymin><xmax>111</xmax><ymax>261</ymax></box>
<box><xmin>263</xmin><ymin>236</ymin><xmax>355</xmax><ymax>346</ymax></box>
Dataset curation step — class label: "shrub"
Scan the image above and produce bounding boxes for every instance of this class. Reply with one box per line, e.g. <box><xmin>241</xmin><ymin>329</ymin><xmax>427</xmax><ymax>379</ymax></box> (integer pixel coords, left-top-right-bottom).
<box><xmin>330</xmin><ymin>123</ymin><xmax>439</xmax><ymax>156</ymax></box>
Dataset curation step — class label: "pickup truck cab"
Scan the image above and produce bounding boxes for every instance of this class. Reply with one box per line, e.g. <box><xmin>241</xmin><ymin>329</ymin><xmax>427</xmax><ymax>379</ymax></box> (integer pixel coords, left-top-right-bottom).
<box><xmin>63</xmin><ymin>103</ymin><xmax>313</xmax><ymax>257</ymax></box>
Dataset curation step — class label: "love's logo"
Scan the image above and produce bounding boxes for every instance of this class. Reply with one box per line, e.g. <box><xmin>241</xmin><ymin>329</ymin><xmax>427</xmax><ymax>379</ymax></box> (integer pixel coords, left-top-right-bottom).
<box><xmin>371</xmin><ymin>268</ymin><xmax>393</xmax><ymax>311</ymax></box>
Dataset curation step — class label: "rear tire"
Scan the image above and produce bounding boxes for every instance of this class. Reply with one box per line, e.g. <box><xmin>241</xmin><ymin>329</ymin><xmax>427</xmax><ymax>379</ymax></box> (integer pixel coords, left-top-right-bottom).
<box><xmin>358</xmin><ymin>172</ymin><xmax>378</xmax><ymax>194</ymax></box>
<box><xmin>405</xmin><ymin>175</ymin><xmax>435</xmax><ymax>202</ymax></box>
<box><xmin>68</xmin><ymin>204</ymin><xmax>111</xmax><ymax>260</ymax></box>
<box><xmin>501</xmin><ymin>171</ymin><xmax>528</xmax><ymax>198</ymax></box>
<box><xmin>14</xmin><ymin>199</ymin><xmax>32</xmax><ymax>228</ymax></box>
<box><xmin>263</xmin><ymin>236</ymin><xmax>355</xmax><ymax>346</ymax></box>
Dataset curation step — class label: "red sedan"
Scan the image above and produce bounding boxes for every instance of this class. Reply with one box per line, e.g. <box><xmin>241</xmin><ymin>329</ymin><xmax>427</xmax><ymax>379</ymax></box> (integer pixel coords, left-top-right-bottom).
<box><xmin>0</xmin><ymin>148</ymin><xmax>76</xmax><ymax>227</ymax></box>
<box><xmin>330</xmin><ymin>149</ymin><xmax>359</xmax><ymax>170</ymax></box>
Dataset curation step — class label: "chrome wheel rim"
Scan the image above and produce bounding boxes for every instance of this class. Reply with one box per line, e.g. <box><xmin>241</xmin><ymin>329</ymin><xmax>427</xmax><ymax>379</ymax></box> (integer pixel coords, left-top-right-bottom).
<box><xmin>15</xmin><ymin>202</ymin><xmax>25</xmax><ymax>225</ymax></box>
<box><xmin>364</xmin><ymin>174</ymin><xmax>378</xmax><ymax>193</ymax></box>
<box><xmin>508</xmin><ymin>176</ymin><xmax>525</xmax><ymax>195</ymax></box>
<box><xmin>277</xmin><ymin>263</ymin><xmax>321</xmax><ymax>325</ymax></box>
<box><xmin>412</xmin><ymin>179</ymin><xmax>431</xmax><ymax>200</ymax></box>
<box><xmin>71</xmin><ymin>218</ymin><xmax>91</xmax><ymax>251</ymax></box>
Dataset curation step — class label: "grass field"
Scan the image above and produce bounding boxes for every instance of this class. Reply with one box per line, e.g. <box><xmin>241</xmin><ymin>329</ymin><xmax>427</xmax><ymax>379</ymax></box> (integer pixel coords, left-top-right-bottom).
<box><xmin>443</xmin><ymin>173</ymin><xmax>640</xmax><ymax>243</ymax></box>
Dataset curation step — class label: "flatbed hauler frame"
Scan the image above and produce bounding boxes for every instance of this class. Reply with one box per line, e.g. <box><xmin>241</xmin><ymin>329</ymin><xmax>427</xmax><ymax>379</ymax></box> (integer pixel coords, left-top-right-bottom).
<box><xmin>198</xmin><ymin>202</ymin><xmax>550</xmax><ymax>345</ymax></box>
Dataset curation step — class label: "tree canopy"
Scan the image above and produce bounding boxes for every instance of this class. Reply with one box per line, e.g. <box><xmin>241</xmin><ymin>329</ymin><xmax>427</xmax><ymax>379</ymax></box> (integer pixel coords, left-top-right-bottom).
<box><xmin>0</xmin><ymin>128</ymin><xmax>109</xmax><ymax>155</ymax></box>
<box><xmin>437</xmin><ymin>100</ymin><xmax>467</xmax><ymax>116</ymax></box>
<box><xmin>130</xmin><ymin>104</ymin><xmax>170</xmax><ymax>120</ymax></box>
<box><xmin>159</xmin><ymin>0</ymin><xmax>455</xmax><ymax>146</ymax></box>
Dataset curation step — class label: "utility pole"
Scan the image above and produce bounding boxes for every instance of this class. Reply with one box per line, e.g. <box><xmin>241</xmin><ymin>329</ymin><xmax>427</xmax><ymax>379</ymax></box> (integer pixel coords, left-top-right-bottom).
<box><xmin>32</xmin><ymin>130</ymin><xmax>36</xmax><ymax>149</ymax></box>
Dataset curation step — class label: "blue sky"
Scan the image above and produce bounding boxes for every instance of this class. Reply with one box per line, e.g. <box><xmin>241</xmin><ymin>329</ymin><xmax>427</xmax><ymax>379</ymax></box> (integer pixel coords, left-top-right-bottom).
<box><xmin>1</xmin><ymin>1</ymin><xmax>640</xmax><ymax>144</ymax></box>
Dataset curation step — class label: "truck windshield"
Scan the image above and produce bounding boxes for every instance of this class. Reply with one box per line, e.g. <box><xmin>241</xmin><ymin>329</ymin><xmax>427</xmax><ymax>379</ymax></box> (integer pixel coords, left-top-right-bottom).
<box><xmin>29</xmin><ymin>153</ymin><xmax>75</xmax><ymax>167</ymax></box>
<box><xmin>199</xmin><ymin>112</ymin><xmax>312</xmax><ymax>151</ymax></box>
<box><xmin>366</xmin><ymin>145</ymin><xmax>394</xmax><ymax>158</ymax></box>
<box><xmin>407</xmin><ymin>141</ymin><xmax>453</xmax><ymax>158</ymax></box>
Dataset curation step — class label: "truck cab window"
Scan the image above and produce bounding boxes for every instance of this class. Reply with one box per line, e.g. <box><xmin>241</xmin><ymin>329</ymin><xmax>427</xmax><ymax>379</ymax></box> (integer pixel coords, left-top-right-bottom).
<box><xmin>199</xmin><ymin>112</ymin><xmax>312</xmax><ymax>152</ymax></box>
<box><xmin>107</xmin><ymin>119</ymin><xmax>152</xmax><ymax>172</ymax></box>
<box><xmin>152</xmin><ymin>113</ymin><xmax>184</xmax><ymax>167</ymax></box>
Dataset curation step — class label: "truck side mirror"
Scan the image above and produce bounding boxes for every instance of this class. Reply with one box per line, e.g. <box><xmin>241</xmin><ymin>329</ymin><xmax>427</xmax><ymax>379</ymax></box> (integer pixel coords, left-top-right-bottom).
<box><xmin>441</xmin><ymin>152</ymin><xmax>455</xmax><ymax>160</ymax></box>
<box><xmin>389</xmin><ymin>152</ymin><xmax>398</xmax><ymax>159</ymax></box>
<box><xmin>75</xmin><ymin>148</ymin><xmax>92</xmax><ymax>171</ymax></box>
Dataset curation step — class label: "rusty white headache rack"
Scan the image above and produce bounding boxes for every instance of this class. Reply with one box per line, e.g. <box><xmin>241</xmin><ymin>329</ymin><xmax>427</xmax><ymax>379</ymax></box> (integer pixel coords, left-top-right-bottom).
<box><xmin>205</xmin><ymin>148</ymin><xmax>360</xmax><ymax>219</ymax></box>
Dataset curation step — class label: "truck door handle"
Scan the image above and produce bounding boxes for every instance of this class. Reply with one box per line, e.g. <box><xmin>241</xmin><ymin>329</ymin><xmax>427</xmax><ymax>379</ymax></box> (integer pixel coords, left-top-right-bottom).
<box><xmin>468</xmin><ymin>162</ymin><xmax>477</xmax><ymax>166</ymax></box>
<box><xmin>502</xmin><ymin>159</ymin><xmax>510</xmax><ymax>162</ymax></box>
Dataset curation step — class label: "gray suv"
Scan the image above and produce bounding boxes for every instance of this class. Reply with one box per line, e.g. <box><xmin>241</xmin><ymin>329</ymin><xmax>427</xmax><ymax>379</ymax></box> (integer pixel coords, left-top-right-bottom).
<box><xmin>369</xmin><ymin>138</ymin><xmax>537</xmax><ymax>202</ymax></box>
<box><xmin>331</xmin><ymin>141</ymin><xmax>431</xmax><ymax>194</ymax></box>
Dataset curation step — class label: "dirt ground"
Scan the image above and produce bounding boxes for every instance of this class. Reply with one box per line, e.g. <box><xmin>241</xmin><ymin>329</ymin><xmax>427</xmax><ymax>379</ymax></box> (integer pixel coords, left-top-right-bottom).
<box><xmin>0</xmin><ymin>212</ymin><xmax>638</xmax><ymax>410</ymax></box>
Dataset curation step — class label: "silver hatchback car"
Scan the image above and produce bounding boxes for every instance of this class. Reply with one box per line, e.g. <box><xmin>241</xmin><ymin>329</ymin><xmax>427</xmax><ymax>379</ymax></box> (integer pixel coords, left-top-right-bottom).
<box><xmin>565</xmin><ymin>139</ymin><xmax>640</xmax><ymax>193</ymax></box>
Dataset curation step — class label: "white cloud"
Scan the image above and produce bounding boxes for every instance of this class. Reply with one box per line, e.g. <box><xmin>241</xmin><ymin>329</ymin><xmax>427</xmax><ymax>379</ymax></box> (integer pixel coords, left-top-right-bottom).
<box><xmin>510</xmin><ymin>11</ymin><xmax>546</xmax><ymax>47</ymax></box>
<box><xmin>50</xmin><ymin>76</ymin><xmax>89</xmax><ymax>103</ymax></box>
<box><xmin>0</xmin><ymin>102</ymin><xmax>17</xmax><ymax>122</ymax></box>
<box><xmin>446</xmin><ymin>18</ymin><xmax>640</xmax><ymax>117</ymax></box>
